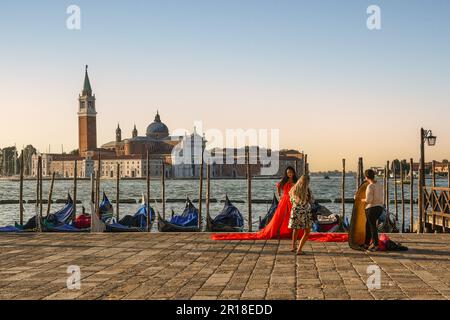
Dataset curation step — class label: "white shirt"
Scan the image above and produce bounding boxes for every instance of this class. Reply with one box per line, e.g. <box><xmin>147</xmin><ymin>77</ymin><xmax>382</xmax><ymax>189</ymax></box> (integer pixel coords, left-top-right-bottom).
<box><xmin>365</xmin><ymin>182</ymin><xmax>384</xmax><ymax>209</ymax></box>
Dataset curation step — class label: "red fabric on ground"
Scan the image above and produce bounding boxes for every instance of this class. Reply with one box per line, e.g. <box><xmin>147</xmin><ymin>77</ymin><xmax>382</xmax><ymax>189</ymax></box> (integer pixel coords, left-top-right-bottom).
<box><xmin>211</xmin><ymin>182</ymin><xmax>349</xmax><ymax>243</ymax></box>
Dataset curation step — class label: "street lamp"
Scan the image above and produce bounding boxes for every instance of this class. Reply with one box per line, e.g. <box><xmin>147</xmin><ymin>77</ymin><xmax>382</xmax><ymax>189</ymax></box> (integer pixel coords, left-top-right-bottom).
<box><xmin>425</xmin><ymin>132</ymin><xmax>437</xmax><ymax>146</ymax></box>
<box><xmin>418</xmin><ymin>128</ymin><xmax>437</xmax><ymax>233</ymax></box>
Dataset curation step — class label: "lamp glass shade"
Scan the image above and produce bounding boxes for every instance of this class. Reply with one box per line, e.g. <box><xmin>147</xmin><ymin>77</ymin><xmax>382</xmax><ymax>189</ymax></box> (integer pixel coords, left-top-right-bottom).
<box><xmin>427</xmin><ymin>135</ymin><xmax>437</xmax><ymax>146</ymax></box>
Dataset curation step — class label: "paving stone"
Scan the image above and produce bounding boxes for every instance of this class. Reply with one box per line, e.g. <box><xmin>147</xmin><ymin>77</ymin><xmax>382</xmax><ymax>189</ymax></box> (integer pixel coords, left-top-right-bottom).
<box><xmin>0</xmin><ymin>233</ymin><xmax>448</xmax><ymax>300</ymax></box>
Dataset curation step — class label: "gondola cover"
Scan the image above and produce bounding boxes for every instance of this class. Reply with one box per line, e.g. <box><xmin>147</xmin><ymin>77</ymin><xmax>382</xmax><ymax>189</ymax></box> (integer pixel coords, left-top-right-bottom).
<box><xmin>106</xmin><ymin>201</ymin><xmax>154</xmax><ymax>232</ymax></box>
<box><xmin>169</xmin><ymin>197</ymin><xmax>198</xmax><ymax>227</ymax></box>
<box><xmin>209</xmin><ymin>195</ymin><xmax>244</xmax><ymax>232</ymax></box>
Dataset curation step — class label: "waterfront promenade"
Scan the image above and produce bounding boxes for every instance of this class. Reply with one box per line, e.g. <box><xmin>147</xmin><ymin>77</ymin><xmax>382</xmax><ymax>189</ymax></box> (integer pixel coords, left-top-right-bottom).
<box><xmin>0</xmin><ymin>233</ymin><xmax>448</xmax><ymax>300</ymax></box>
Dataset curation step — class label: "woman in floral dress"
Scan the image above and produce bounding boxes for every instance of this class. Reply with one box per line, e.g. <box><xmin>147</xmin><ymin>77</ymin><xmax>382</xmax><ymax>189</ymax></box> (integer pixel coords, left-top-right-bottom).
<box><xmin>289</xmin><ymin>175</ymin><xmax>315</xmax><ymax>255</ymax></box>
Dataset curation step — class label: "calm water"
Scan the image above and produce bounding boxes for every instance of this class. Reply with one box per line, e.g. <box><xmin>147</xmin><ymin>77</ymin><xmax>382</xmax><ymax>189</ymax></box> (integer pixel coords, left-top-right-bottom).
<box><xmin>0</xmin><ymin>176</ymin><xmax>447</xmax><ymax>231</ymax></box>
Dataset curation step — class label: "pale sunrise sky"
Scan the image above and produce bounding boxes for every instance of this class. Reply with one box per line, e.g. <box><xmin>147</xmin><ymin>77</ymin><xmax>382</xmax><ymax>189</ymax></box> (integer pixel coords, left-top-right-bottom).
<box><xmin>0</xmin><ymin>0</ymin><xmax>449</xmax><ymax>171</ymax></box>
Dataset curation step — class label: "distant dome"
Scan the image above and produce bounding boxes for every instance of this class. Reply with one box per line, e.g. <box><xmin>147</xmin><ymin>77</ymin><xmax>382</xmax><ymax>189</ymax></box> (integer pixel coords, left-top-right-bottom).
<box><xmin>146</xmin><ymin>111</ymin><xmax>169</xmax><ymax>138</ymax></box>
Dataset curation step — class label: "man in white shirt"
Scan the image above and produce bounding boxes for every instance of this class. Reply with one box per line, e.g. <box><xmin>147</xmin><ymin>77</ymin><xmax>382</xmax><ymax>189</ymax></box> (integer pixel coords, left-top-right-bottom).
<box><xmin>361</xmin><ymin>169</ymin><xmax>384</xmax><ymax>252</ymax></box>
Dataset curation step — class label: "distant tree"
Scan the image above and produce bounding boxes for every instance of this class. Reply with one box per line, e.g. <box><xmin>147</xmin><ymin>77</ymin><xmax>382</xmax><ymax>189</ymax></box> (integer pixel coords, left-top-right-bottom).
<box><xmin>69</xmin><ymin>149</ymin><xmax>79</xmax><ymax>155</ymax></box>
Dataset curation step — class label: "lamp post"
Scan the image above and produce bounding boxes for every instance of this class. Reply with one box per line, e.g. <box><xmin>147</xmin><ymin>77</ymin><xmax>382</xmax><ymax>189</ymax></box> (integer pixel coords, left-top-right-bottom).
<box><xmin>417</xmin><ymin>128</ymin><xmax>437</xmax><ymax>233</ymax></box>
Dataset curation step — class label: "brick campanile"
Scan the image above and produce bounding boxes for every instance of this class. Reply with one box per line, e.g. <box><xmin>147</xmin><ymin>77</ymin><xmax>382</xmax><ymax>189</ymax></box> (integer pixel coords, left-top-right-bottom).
<box><xmin>78</xmin><ymin>65</ymin><xmax>97</xmax><ymax>156</ymax></box>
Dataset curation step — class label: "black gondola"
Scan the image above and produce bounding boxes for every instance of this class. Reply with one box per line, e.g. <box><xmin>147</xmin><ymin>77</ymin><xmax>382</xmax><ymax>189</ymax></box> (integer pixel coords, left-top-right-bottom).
<box><xmin>158</xmin><ymin>197</ymin><xmax>200</xmax><ymax>232</ymax></box>
<box><xmin>207</xmin><ymin>195</ymin><xmax>244</xmax><ymax>232</ymax></box>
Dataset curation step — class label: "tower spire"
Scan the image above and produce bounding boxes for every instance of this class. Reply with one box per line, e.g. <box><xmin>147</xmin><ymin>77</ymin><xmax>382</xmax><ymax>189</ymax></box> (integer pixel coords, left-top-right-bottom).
<box><xmin>82</xmin><ymin>65</ymin><xmax>92</xmax><ymax>96</ymax></box>
<box><xmin>116</xmin><ymin>123</ymin><xmax>122</xmax><ymax>142</ymax></box>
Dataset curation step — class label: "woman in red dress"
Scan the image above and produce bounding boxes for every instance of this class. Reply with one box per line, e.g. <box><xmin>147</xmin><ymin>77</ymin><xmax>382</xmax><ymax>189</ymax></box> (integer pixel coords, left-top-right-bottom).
<box><xmin>211</xmin><ymin>166</ymin><xmax>349</xmax><ymax>243</ymax></box>
<box><xmin>211</xmin><ymin>166</ymin><xmax>298</xmax><ymax>240</ymax></box>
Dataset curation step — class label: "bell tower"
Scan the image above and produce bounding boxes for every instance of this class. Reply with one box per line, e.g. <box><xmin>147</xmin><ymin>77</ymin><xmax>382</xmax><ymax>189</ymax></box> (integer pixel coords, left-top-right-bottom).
<box><xmin>78</xmin><ymin>65</ymin><xmax>97</xmax><ymax>156</ymax></box>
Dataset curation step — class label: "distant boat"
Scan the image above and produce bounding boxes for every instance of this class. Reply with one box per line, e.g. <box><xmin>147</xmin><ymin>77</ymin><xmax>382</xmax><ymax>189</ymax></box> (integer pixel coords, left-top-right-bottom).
<box><xmin>324</xmin><ymin>175</ymin><xmax>330</xmax><ymax>180</ymax></box>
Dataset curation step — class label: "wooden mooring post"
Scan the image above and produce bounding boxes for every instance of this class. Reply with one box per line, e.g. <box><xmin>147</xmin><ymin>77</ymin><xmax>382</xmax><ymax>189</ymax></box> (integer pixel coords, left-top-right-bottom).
<box><xmin>356</xmin><ymin>157</ymin><xmax>364</xmax><ymax>187</ymax></box>
<box><xmin>37</xmin><ymin>156</ymin><xmax>42</xmax><ymax>232</ymax></box>
<box><xmin>448</xmin><ymin>163</ymin><xmax>450</xmax><ymax>188</ymax></box>
<box><xmin>341</xmin><ymin>159</ymin><xmax>346</xmax><ymax>220</ymax></box>
<box><xmin>393</xmin><ymin>162</ymin><xmax>398</xmax><ymax>222</ymax></box>
<box><xmin>360</xmin><ymin>158</ymin><xmax>364</xmax><ymax>186</ymax></box>
<box><xmin>35</xmin><ymin>156</ymin><xmax>40</xmax><ymax>230</ymax></box>
<box><xmin>206</xmin><ymin>163</ymin><xmax>211</xmax><ymax>231</ymax></box>
<box><xmin>432</xmin><ymin>160</ymin><xmax>437</xmax><ymax>231</ymax></box>
<box><xmin>303</xmin><ymin>154</ymin><xmax>308</xmax><ymax>176</ymax></box>
<box><xmin>90</xmin><ymin>172</ymin><xmax>95</xmax><ymax>204</ymax></box>
<box><xmin>46</xmin><ymin>172</ymin><xmax>55</xmax><ymax>217</ymax></box>
<box><xmin>432</xmin><ymin>160</ymin><xmax>436</xmax><ymax>187</ymax></box>
<box><xmin>19</xmin><ymin>151</ymin><xmax>24</xmax><ymax>225</ymax></box>
<box><xmin>198</xmin><ymin>148</ymin><xmax>204</xmax><ymax>230</ymax></box>
<box><xmin>146</xmin><ymin>150</ymin><xmax>151</xmax><ymax>232</ymax></box>
<box><xmin>116</xmin><ymin>163</ymin><xmax>120</xmax><ymax>220</ymax></box>
<box><xmin>95</xmin><ymin>155</ymin><xmax>101</xmax><ymax>219</ymax></box>
<box><xmin>400</xmin><ymin>161</ymin><xmax>405</xmax><ymax>233</ymax></box>
<box><xmin>39</xmin><ymin>156</ymin><xmax>43</xmax><ymax>229</ymax></box>
<box><xmin>161</xmin><ymin>160</ymin><xmax>166</xmax><ymax>220</ymax></box>
<box><xmin>409</xmin><ymin>158</ymin><xmax>414</xmax><ymax>233</ymax></box>
<box><xmin>385</xmin><ymin>161</ymin><xmax>390</xmax><ymax>219</ymax></box>
<box><xmin>356</xmin><ymin>160</ymin><xmax>360</xmax><ymax>190</ymax></box>
<box><xmin>246</xmin><ymin>149</ymin><xmax>252</xmax><ymax>232</ymax></box>
<box><xmin>73</xmin><ymin>160</ymin><xmax>78</xmax><ymax>219</ymax></box>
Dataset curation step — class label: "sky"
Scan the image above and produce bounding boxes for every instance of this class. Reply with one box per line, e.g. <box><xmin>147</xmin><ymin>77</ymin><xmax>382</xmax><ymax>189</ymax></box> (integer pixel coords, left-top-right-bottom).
<box><xmin>0</xmin><ymin>0</ymin><xmax>449</xmax><ymax>171</ymax></box>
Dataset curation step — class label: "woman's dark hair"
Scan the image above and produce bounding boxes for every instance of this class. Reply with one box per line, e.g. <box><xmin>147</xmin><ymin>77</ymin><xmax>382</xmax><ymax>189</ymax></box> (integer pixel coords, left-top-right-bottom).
<box><xmin>279</xmin><ymin>166</ymin><xmax>298</xmax><ymax>188</ymax></box>
<box><xmin>364</xmin><ymin>169</ymin><xmax>375</xmax><ymax>180</ymax></box>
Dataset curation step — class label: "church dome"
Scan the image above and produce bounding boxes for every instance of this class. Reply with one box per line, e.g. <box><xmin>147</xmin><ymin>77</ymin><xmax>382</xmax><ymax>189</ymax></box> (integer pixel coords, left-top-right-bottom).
<box><xmin>146</xmin><ymin>111</ymin><xmax>169</xmax><ymax>138</ymax></box>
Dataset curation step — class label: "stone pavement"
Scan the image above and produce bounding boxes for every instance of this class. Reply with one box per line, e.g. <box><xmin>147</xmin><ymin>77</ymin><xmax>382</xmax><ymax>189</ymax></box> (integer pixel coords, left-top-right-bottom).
<box><xmin>0</xmin><ymin>233</ymin><xmax>448</xmax><ymax>300</ymax></box>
